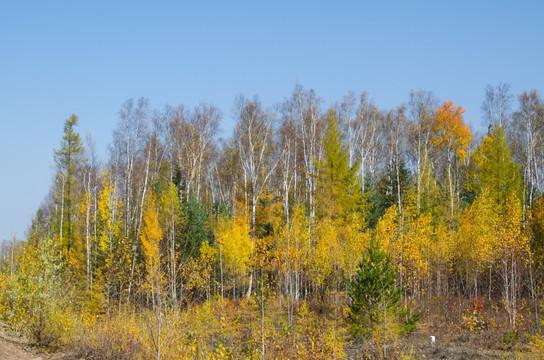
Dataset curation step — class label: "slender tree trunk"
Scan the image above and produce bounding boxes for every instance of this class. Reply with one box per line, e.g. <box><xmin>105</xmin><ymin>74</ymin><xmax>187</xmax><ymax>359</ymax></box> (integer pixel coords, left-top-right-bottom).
<box><xmin>85</xmin><ymin>175</ymin><xmax>92</xmax><ymax>290</ymax></box>
<box><xmin>59</xmin><ymin>174</ymin><xmax>65</xmax><ymax>242</ymax></box>
<box><xmin>128</xmin><ymin>147</ymin><xmax>151</xmax><ymax>301</ymax></box>
<box><xmin>529</xmin><ymin>255</ymin><xmax>539</xmax><ymax>329</ymax></box>
<box><xmin>220</xmin><ymin>243</ymin><xmax>224</xmax><ymax>303</ymax></box>
<box><xmin>448</xmin><ymin>160</ymin><xmax>454</xmax><ymax>217</ymax></box>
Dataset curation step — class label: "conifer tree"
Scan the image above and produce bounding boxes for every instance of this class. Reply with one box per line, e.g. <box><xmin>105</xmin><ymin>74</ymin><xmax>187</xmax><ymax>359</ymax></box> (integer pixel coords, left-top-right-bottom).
<box><xmin>472</xmin><ymin>125</ymin><xmax>521</xmax><ymax>205</ymax></box>
<box><xmin>349</xmin><ymin>239</ymin><xmax>409</xmax><ymax>358</ymax></box>
<box><xmin>316</xmin><ymin>109</ymin><xmax>363</xmax><ymax>220</ymax></box>
<box><xmin>54</xmin><ymin>114</ymin><xmax>84</xmax><ymax>256</ymax></box>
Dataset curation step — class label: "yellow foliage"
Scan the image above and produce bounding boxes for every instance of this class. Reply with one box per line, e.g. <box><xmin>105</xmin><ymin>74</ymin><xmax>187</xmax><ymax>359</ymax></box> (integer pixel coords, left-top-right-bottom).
<box><xmin>308</xmin><ymin>218</ymin><xmax>341</xmax><ymax>288</ymax></box>
<box><xmin>340</xmin><ymin>213</ymin><xmax>371</xmax><ymax>278</ymax></box>
<box><xmin>376</xmin><ymin>205</ymin><xmax>399</xmax><ymax>255</ymax></box>
<box><xmin>182</xmin><ymin>241</ymin><xmax>217</xmax><ymax>297</ymax></box>
<box><xmin>141</xmin><ymin>196</ymin><xmax>163</xmax><ymax>271</ymax></box>
<box><xmin>402</xmin><ymin>211</ymin><xmax>433</xmax><ymax>294</ymax></box>
<box><xmin>275</xmin><ymin>205</ymin><xmax>311</xmax><ymax>273</ymax></box>
<box><xmin>217</xmin><ymin>211</ymin><xmax>253</xmax><ymax>278</ymax></box>
<box><xmin>497</xmin><ymin>192</ymin><xmax>530</xmax><ymax>266</ymax></box>
<box><xmin>157</xmin><ymin>181</ymin><xmax>183</xmax><ymax>238</ymax></box>
<box><xmin>456</xmin><ymin>192</ymin><xmax>499</xmax><ymax>277</ymax></box>
<box><xmin>140</xmin><ymin>194</ymin><xmax>163</xmax><ymax>296</ymax></box>
<box><xmin>529</xmin><ymin>332</ymin><xmax>544</xmax><ymax>358</ymax></box>
<box><xmin>375</xmin><ymin>198</ymin><xmax>433</xmax><ymax>296</ymax></box>
<box><xmin>97</xmin><ymin>171</ymin><xmax>122</xmax><ymax>261</ymax></box>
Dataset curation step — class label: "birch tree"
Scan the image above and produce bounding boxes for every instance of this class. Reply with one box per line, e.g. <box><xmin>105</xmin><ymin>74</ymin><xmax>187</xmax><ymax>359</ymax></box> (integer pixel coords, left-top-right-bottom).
<box><xmin>431</xmin><ymin>101</ymin><xmax>472</xmax><ymax>217</ymax></box>
<box><xmin>481</xmin><ymin>82</ymin><xmax>513</xmax><ymax>130</ymax></box>
<box><xmin>355</xmin><ymin>92</ymin><xmax>381</xmax><ymax>193</ymax></box>
<box><xmin>233</xmin><ymin>95</ymin><xmax>277</xmax><ymax>297</ymax></box>
<box><xmin>111</xmin><ymin>97</ymin><xmax>150</xmax><ymax>301</ymax></box>
<box><xmin>512</xmin><ymin>91</ymin><xmax>544</xmax><ymax>209</ymax></box>
<box><xmin>407</xmin><ymin>90</ymin><xmax>438</xmax><ymax>213</ymax></box>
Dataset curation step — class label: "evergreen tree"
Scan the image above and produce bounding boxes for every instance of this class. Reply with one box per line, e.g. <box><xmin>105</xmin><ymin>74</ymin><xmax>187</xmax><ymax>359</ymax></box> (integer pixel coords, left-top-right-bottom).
<box><xmin>182</xmin><ymin>195</ymin><xmax>213</xmax><ymax>257</ymax></box>
<box><xmin>472</xmin><ymin>125</ymin><xmax>521</xmax><ymax>205</ymax></box>
<box><xmin>348</xmin><ymin>238</ymin><xmax>418</xmax><ymax>356</ymax></box>
<box><xmin>349</xmin><ymin>239</ymin><xmax>402</xmax><ymax>335</ymax></box>
<box><xmin>54</xmin><ymin>114</ymin><xmax>84</xmax><ymax>255</ymax></box>
<box><xmin>316</xmin><ymin>109</ymin><xmax>364</xmax><ymax>220</ymax></box>
<box><xmin>368</xmin><ymin>160</ymin><xmax>411</xmax><ymax>228</ymax></box>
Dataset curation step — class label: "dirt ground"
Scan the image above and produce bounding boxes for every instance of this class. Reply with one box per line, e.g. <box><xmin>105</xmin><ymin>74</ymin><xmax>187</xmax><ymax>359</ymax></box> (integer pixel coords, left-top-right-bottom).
<box><xmin>401</xmin><ymin>332</ymin><xmax>535</xmax><ymax>360</ymax></box>
<box><xmin>0</xmin><ymin>323</ymin><xmax>76</xmax><ymax>360</ymax></box>
<box><xmin>0</xmin><ymin>321</ymin><xmax>535</xmax><ymax>359</ymax></box>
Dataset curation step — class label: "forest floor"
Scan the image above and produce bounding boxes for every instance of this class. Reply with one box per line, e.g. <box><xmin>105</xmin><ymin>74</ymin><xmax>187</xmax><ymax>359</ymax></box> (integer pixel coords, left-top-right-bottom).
<box><xmin>400</xmin><ymin>331</ymin><xmax>533</xmax><ymax>359</ymax></box>
<box><xmin>0</xmin><ymin>319</ymin><xmax>537</xmax><ymax>359</ymax></box>
<box><xmin>0</xmin><ymin>330</ymin><xmax>535</xmax><ymax>359</ymax></box>
<box><xmin>0</xmin><ymin>322</ymin><xmax>76</xmax><ymax>360</ymax></box>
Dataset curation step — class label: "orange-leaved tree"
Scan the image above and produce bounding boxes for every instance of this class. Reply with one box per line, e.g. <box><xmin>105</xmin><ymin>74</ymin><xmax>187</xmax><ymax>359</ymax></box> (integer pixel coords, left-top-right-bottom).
<box><xmin>431</xmin><ymin>101</ymin><xmax>472</xmax><ymax>216</ymax></box>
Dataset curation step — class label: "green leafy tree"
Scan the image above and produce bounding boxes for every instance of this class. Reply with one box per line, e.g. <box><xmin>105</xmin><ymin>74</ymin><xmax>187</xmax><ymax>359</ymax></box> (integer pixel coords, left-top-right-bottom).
<box><xmin>3</xmin><ymin>238</ymin><xmax>71</xmax><ymax>349</ymax></box>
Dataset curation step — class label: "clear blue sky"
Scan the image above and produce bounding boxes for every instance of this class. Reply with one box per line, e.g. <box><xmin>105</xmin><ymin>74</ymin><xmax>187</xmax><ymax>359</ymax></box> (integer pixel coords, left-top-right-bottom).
<box><xmin>0</xmin><ymin>1</ymin><xmax>542</xmax><ymax>242</ymax></box>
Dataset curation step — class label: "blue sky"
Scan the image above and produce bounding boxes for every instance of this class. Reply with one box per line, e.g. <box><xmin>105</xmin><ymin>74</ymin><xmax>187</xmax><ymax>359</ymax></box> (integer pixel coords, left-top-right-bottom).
<box><xmin>0</xmin><ymin>1</ymin><xmax>542</xmax><ymax>242</ymax></box>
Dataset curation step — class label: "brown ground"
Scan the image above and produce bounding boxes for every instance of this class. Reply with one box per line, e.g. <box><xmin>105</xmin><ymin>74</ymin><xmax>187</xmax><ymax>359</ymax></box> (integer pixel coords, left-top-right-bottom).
<box><xmin>0</xmin><ymin>320</ymin><xmax>535</xmax><ymax>359</ymax></box>
<box><xmin>403</xmin><ymin>332</ymin><xmax>534</xmax><ymax>359</ymax></box>
<box><xmin>0</xmin><ymin>323</ymin><xmax>76</xmax><ymax>360</ymax></box>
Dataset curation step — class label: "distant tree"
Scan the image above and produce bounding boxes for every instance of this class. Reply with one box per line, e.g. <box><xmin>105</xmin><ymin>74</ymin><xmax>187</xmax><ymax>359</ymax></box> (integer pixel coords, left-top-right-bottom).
<box><xmin>481</xmin><ymin>83</ymin><xmax>513</xmax><ymax>129</ymax></box>
<box><xmin>170</xmin><ymin>103</ymin><xmax>220</xmax><ymax>202</ymax></box>
<box><xmin>369</xmin><ymin>160</ymin><xmax>411</xmax><ymax>228</ymax></box>
<box><xmin>512</xmin><ymin>90</ymin><xmax>544</xmax><ymax>208</ymax></box>
<box><xmin>233</xmin><ymin>95</ymin><xmax>277</xmax><ymax>297</ymax></box>
<box><xmin>355</xmin><ymin>92</ymin><xmax>381</xmax><ymax>193</ymax></box>
<box><xmin>407</xmin><ymin>89</ymin><xmax>438</xmax><ymax>213</ymax></box>
<box><xmin>275</xmin><ymin>204</ymin><xmax>310</xmax><ymax>324</ymax></box>
<box><xmin>288</xmin><ymin>84</ymin><xmax>323</xmax><ymax>224</ymax></box>
<box><xmin>381</xmin><ymin>105</ymin><xmax>408</xmax><ymax>212</ymax></box>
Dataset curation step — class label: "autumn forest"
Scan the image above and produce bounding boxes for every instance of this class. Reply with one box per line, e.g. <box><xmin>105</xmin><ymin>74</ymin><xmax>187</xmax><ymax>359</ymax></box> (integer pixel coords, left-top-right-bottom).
<box><xmin>2</xmin><ymin>83</ymin><xmax>544</xmax><ymax>359</ymax></box>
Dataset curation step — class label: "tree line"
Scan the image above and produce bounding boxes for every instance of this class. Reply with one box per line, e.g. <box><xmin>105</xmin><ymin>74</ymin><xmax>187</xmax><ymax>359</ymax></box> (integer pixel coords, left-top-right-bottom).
<box><xmin>2</xmin><ymin>82</ymin><xmax>544</xmax><ymax>354</ymax></box>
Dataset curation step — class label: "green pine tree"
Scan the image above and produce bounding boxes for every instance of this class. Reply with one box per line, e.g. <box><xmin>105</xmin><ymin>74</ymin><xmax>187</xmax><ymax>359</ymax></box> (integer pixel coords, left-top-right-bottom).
<box><xmin>349</xmin><ymin>238</ymin><xmax>402</xmax><ymax>335</ymax></box>
<box><xmin>349</xmin><ymin>238</ymin><xmax>418</xmax><ymax>357</ymax></box>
